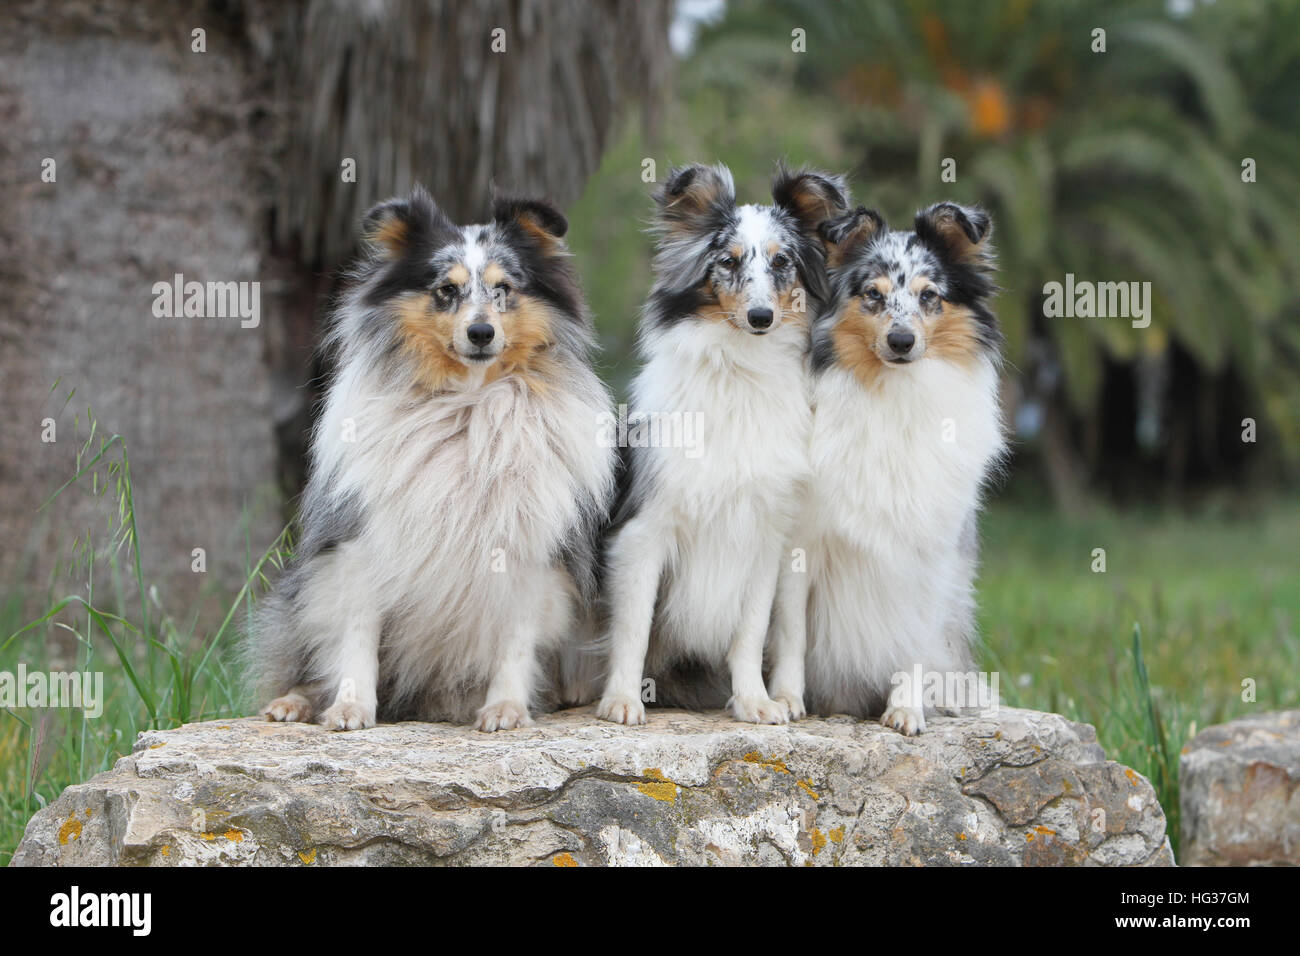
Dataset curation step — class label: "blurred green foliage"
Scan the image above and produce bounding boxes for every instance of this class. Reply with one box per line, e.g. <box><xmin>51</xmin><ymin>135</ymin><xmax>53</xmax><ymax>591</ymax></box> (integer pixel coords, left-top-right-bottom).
<box><xmin>569</xmin><ymin>0</ymin><xmax>1300</xmax><ymax>499</ymax></box>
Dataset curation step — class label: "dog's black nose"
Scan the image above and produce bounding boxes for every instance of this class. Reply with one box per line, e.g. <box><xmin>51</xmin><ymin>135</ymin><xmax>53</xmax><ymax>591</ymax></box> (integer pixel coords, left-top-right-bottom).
<box><xmin>747</xmin><ymin>308</ymin><xmax>774</xmax><ymax>330</ymax></box>
<box><xmin>886</xmin><ymin>329</ymin><xmax>915</xmax><ymax>355</ymax></box>
<box><xmin>467</xmin><ymin>323</ymin><xmax>495</xmax><ymax>347</ymax></box>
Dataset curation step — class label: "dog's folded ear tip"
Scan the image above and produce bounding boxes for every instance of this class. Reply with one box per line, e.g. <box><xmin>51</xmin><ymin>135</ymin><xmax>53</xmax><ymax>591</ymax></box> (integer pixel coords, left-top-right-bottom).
<box><xmin>917</xmin><ymin>202</ymin><xmax>994</xmax><ymax>250</ymax></box>
<box><xmin>493</xmin><ymin>196</ymin><xmax>570</xmax><ymax>244</ymax></box>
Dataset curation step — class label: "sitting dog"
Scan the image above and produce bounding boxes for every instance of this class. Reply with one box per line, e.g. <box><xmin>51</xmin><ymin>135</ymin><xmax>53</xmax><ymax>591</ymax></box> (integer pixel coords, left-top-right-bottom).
<box><xmin>251</xmin><ymin>186</ymin><xmax>615</xmax><ymax>732</ymax></box>
<box><xmin>768</xmin><ymin>202</ymin><xmax>1005</xmax><ymax>734</ymax></box>
<box><xmin>596</xmin><ymin>163</ymin><xmax>848</xmax><ymax>725</ymax></box>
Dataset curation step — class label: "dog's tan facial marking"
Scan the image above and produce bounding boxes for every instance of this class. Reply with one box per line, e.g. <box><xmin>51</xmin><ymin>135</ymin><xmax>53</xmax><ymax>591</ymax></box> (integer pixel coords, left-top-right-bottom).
<box><xmin>830</xmin><ymin>299</ymin><xmax>886</xmax><ymax>386</ymax></box>
<box><xmin>700</xmin><ymin>279</ymin><xmax>746</xmax><ymax>327</ymax></box>
<box><xmin>776</xmin><ymin>282</ymin><xmax>810</xmax><ymax>330</ymax></box>
<box><xmin>445</xmin><ymin>264</ymin><xmax>470</xmax><ymax>288</ymax></box>
<box><xmin>396</xmin><ymin>292</ymin><xmax>466</xmax><ymax>392</ymax></box>
<box><xmin>923</xmin><ymin>301</ymin><xmax>984</xmax><ymax>367</ymax></box>
<box><xmin>484</xmin><ymin>293</ymin><xmax>557</xmax><ymax>391</ymax></box>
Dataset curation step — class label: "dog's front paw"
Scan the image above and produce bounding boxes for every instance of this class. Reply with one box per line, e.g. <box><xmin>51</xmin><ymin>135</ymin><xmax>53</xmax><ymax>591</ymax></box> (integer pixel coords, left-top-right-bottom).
<box><xmin>475</xmin><ymin>699</ymin><xmax>533</xmax><ymax>732</ymax></box>
<box><xmin>318</xmin><ymin>700</ymin><xmax>375</xmax><ymax>732</ymax></box>
<box><xmin>595</xmin><ymin>693</ymin><xmax>646</xmax><ymax>725</ymax></box>
<box><xmin>263</xmin><ymin>692</ymin><xmax>313</xmax><ymax>723</ymax></box>
<box><xmin>880</xmin><ymin>705</ymin><xmax>926</xmax><ymax>736</ymax></box>
<box><xmin>730</xmin><ymin>695</ymin><xmax>790</xmax><ymax>725</ymax></box>
<box><xmin>769</xmin><ymin>690</ymin><xmax>806</xmax><ymax>721</ymax></box>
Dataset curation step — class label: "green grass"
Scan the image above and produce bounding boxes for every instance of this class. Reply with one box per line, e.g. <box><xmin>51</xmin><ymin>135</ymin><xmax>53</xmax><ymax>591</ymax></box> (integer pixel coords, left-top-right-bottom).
<box><xmin>0</xmin><ymin>414</ymin><xmax>290</xmax><ymax>864</ymax></box>
<box><xmin>2</xmin><ymin>420</ymin><xmax>1295</xmax><ymax>864</ymax></box>
<box><xmin>976</xmin><ymin>498</ymin><xmax>1300</xmax><ymax>855</ymax></box>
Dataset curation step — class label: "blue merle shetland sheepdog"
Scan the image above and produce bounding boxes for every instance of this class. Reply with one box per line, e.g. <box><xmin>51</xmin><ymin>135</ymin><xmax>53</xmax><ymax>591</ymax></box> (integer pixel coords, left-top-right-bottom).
<box><xmin>766</xmin><ymin>202</ymin><xmax>1006</xmax><ymax>735</ymax></box>
<box><xmin>251</xmin><ymin>186</ymin><xmax>616</xmax><ymax>732</ymax></box>
<box><xmin>596</xmin><ymin>162</ymin><xmax>849</xmax><ymax>725</ymax></box>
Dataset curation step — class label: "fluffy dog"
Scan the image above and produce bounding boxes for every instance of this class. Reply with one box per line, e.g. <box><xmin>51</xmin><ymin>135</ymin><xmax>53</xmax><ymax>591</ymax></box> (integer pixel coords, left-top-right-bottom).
<box><xmin>251</xmin><ymin>186</ymin><xmax>615</xmax><ymax>732</ymax></box>
<box><xmin>768</xmin><ymin>202</ymin><xmax>1005</xmax><ymax>734</ymax></box>
<box><xmin>596</xmin><ymin>163</ymin><xmax>848</xmax><ymax>725</ymax></box>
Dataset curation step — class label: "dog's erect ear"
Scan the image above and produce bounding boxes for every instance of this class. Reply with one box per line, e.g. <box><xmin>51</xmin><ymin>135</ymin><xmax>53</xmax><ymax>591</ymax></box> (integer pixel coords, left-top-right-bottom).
<box><xmin>362</xmin><ymin>185</ymin><xmax>450</xmax><ymax>259</ymax></box>
<box><xmin>772</xmin><ymin>165</ymin><xmax>850</xmax><ymax>234</ymax></box>
<box><xmin>818</xmin><ymin>206</ymin><xmax>887</xmax><ymax>269</ymax></box>
<box><xmin>914</xmin><ymin>202</ymin><xmax>992</xmax><ymax>265</ymax></box>
<box><xmin>653</xmin><ymin>163</ymin><xmax>736</xmax><ymax>233</ymax></box>
<box><xmin>493</xmin><ymin>197</ymin><xmax>569</xmax><ymax>255</ymax></box>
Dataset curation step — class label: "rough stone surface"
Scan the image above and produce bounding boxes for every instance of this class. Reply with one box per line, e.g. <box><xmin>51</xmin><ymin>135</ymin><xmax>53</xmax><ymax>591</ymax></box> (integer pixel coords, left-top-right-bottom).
<box><xmin>11</xmin><ymin>707</ymin><xmax>1174</xmax><ymax>867</ymax></box>
<box><xmin>1180</xmin><ymin>710</ymin><xmax>1300</xmax><ymax>866</ymax></box>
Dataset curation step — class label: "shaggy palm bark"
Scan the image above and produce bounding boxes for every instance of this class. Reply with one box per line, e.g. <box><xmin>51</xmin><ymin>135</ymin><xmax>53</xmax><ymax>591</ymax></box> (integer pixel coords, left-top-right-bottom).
<box><xmin>0</xmin><ymin>0</ymin><xmax>670</xmax><ymax>617</ymax></box>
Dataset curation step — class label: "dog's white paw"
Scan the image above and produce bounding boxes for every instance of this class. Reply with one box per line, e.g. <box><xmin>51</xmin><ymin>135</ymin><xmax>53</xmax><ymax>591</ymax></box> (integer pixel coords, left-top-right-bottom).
<box><xmin>770</xmin><ymin>691</ymin><xmax>806</xmax><ymax>721</ymax></box>
<box><xmin>881</xmin><ymin>705</ymin><xmax>926</xmax><ymax>736</ymax></box>
<box><xmin>595</xmin><ymin>693</ymin><xmax>646</xmax><ymax>725</ymax></box>
<box><xmin>318</xmin><ymin>700</ymin><xmax>375</xmax><ymax>732</ymax></box>
<box><xmin>262</xmin><ymin>693</ymin><xmax>313</xmax><ymax>723</ymax></box>
<box><xmin>731</xmin><ymin>695</ymin><xmax>790</xmax><ymax>725</ymax></box>
<box><xmin>475</xmin><ymin>699</ymin><xmax>533</xmax><ymax>732</ymax></box>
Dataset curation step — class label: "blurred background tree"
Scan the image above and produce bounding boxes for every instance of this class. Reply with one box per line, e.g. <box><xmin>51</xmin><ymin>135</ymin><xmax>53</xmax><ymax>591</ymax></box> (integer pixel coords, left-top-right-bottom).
<box><xmin>569</xmin><ymin>0</ymin><xmax>1300</xmax><ymax>511</ymax></box>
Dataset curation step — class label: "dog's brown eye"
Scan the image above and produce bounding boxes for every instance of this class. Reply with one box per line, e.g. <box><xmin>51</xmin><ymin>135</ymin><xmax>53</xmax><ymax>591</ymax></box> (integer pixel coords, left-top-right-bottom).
<box><xmin>772</xmin><ymin>253</ymin><xmax>790</xmax><ymax>269</ymax></box>
<box><xmin>718</xmin><ymin>256</ymin><xmax>737</xmax><ymax>269</ymax></box>
<box><xmin>494</xmin><ymin>282</ymin><xmax>512</xmax><ymax>296</ymax></box>
<box><xmin>435</xmin><ymin>284</ymin><xmax>458</xmax><ymax>305</ymax></box>
<box><xmin>920</xmin><ymin>288</ymin><xmax>939</xmax><ymax>306</ymax></box>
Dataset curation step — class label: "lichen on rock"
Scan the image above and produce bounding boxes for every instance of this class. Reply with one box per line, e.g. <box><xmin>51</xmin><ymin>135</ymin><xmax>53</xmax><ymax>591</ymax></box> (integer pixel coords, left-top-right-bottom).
<box><xmin>11</xmin><ymin>707</ymin><xmax>1174</xmax><ymax>867</ymax></box>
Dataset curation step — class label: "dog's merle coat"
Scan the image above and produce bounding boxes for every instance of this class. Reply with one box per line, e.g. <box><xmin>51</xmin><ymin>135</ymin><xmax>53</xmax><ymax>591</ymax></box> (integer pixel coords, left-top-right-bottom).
<box><xmin>250</xmin><ymin>186</ymin><xmax>616</xmax><ymax>732</ymax></box>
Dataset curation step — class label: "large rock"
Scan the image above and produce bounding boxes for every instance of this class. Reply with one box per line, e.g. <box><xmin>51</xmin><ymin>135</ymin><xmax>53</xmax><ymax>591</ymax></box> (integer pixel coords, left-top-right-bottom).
<box><xmin>11</xmin><ymin>708</ymin><xmax>1173</xmax><ymax>867</ymax></box>
<box><xmin>1180</xmin><ymin>710</ymin><xmax>1300</xmax><ymax>866</ymax></box>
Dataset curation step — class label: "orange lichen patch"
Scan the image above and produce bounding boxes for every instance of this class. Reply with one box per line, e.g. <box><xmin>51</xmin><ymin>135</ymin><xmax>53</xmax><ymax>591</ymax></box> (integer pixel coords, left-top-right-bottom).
<box><xmin>829</xmin><ymin>303</ymin><xmax>885</xmax><ymax>386</ymax></box>
<box><xmin>742</xmin><ymin>752</ymin><xmax>790</xmax><ymax>774</ymax></box>
<box><xmin>149</xmin><ymin>742</ymin><xmax>166</xmax><ymax>749</ymax></box>
<box><xmin>298</xmin><ymin>848</ymin><xmax>317</xmax><ymax>865</ymax></box>
<box><xmin>811</xmin><ymin>828</ymin><xmax>827</xmax><ymax>856</ymax></box>
<box><xmin>83</xmin><ymin>809</ymin><xmax>92</xmax><ymax>817</ymax></box>
<box><xmin>552</xmin><ymin>852</ymin><xmax>578</xmax><ymax>867</ymax></box>
<box><xmin>160</xmin><ymin>845</ymin><xmax>170</xmax><ymax>857</ymax></box>
<box><xmin>636</xmin><ymin>768</ymin><xmax>678</xmax><ymax>803</ymax></box>
<box><xmin>58</xmin><ymin>814</ymin><xmax>83</xmax><ymax>845</ymax></box>
<box><xmin>1026</xmin><ymin>832</ymin><xmax>1035</xmax><ymax>842</ymax></box>
<box><xmin>797</xmin><ymin>779</ymin><xmax>820</xmax><ymax>800</ymax></box>
<box><xmin>224</xmin><ymin>829</ymin><xmax>244</xmax><ymax>843</ymax></box>
<box><xmin>217</xmin><ymin>725</ymin><xmax>231</xmax><ymax>730</ymax></box>
<box><xmin>829</xmin><ymin>826</ymin><xmax>845</xmax><ymax>844</ymax></box>
<box><xmin>1034</xmin><ymin>826</ymin><xmax>1056</xmax><ymax>836</ymax></box>
<box><xmin>957</xmin><ymin>832</ymin><xmax>967</xmax><ymax>841</ymax></box>
<box><xmin>395</xmin><ymin>292</ymin><xmax>465</xmax><ymax>392</ymax></box>
<box><xmin>1125</xmin><ymin>768</ymin><xmax>1139</xmax><ymax>786</ymax></box>
<box><xmin>201</xmin><ymin>832</ymin><xmax>218</xmax><ymax>841</ymax></box>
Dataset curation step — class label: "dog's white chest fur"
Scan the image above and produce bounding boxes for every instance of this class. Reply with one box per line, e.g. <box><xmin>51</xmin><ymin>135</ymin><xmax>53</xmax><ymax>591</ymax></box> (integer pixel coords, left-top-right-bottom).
<box><xmin>802</xmin><ymin>358</ymin><xmax>1004</xmax><ymax>712</ymax></box>
<box><xmin>304</xmin><ymin>360</ymin><xmax>610</xmax><ymax>711</ymax></box>
<box><xmin>634</xmin><ymin>321</ymin><xmax>811</xmax><ymax>657</ymax></box>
